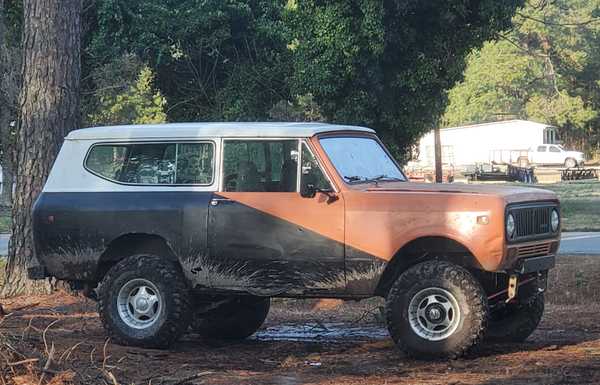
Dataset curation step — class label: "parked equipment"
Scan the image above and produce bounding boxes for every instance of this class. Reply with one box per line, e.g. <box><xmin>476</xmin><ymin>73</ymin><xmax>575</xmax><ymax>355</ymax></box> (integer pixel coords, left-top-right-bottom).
<box><xmin>465</xmin><ymin>164</ymin><xmax>536</xmax><ymax>183</ymax></box>
<box><xmin>561</xmin><ymin>168</ymin><xmax>598</xmax><ymax>181</ymax></box>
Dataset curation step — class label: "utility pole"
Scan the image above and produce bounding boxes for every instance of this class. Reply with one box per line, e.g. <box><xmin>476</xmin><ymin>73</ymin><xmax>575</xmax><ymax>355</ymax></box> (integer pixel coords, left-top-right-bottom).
<box><xmin>434</xmin><ymin>126</ymin><xmax>443</xmax><ymax>183</ymax></box>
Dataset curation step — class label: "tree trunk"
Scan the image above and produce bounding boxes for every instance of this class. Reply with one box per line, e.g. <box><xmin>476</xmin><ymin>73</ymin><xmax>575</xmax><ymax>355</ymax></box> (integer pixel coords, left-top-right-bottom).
<box><xmin>2</xmin><ymin>0</ymin><xmax>81</xmax><ymax>297</ymax></box>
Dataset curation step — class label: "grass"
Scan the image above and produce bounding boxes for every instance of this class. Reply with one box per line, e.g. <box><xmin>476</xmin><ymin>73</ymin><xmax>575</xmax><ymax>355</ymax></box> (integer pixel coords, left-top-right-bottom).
<box><xmin>0</xmin><ymin>259</ymin><xmax>5</xmax><ymax>287</ymax></box>
<box><xmin>0</xmin><ymin>207</ymin><xmax>9</xmax><ymax>234</ymax></box>
<box><xmin>532</xmin><ymin>181</ymin><xmax>600</xmax><ymax>231</ymax></box>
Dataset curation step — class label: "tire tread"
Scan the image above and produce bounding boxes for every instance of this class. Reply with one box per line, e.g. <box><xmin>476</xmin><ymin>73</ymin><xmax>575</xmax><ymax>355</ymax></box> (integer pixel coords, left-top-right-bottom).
<box><xmin>385</xmin><ymin>260</ymin><xmax>488</xmax><ymax>359</ymax></box>
<box><xmin>97</xmin><ymin>255</ymin><xmax>191</xmax><ymax>348</ymax></box>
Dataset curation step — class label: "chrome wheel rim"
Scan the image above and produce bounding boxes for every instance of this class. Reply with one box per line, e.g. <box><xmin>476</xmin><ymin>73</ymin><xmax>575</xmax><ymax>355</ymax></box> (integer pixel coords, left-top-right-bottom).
<box><xmin>117</xmin><ymin>278</ymin><xmax>162</xmax><ymax>329</ymax></box>
<box><xmin>408</xmin><ymin>287</ymin><xmax>461</xmax><ymax>341</ymax></box>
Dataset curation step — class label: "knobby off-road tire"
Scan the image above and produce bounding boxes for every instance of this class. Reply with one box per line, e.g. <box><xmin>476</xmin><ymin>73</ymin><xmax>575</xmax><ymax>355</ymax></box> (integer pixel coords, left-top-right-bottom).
<box><xmin>97</xmin><ymin>255</ymin><xmax>192</xmax><ymax>348</ymax></box>
<box><xmin>487</xmin><ymin>293</ymin><xmax>544</xmax><ymax>343</ymax></box>
<box><xmin>192</xmin><ymin>296</ymin><xmax>270</xmax><ymax>340</ymax></box>
<box><xmin>385</xmin><ymin>261</ymin><xmax>489</xmax><ymax>360</ymax></box>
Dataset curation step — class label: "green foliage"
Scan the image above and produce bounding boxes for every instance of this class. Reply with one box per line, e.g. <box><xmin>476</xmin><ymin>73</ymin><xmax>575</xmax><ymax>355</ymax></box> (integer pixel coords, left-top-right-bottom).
<box><xmin>86</xmin><ymin>0</ymin><xmax>521</xmax><ymax>160</ymax></box>
<box><xmin>268</xmin><ymin>94</ymin><xmax>323</xmax><ymax>122</ymax></box>
<box><xmin>3</xmin><ymin>0</ymin><xmax>22</xmax><ymax>47</ymax></box>
<box><xmin>443</xmin><ymin>40</ymin><xmax>540</xmax><ymax>124</ymax></box>
<box><xmin>87</xmin><ymin>56</ymin><xmax>167</xmax><ymax>125</ymax></box>
<box><xmin>0</xmin><ymin>206</ymin><xmax>10</xmax><ymax>234</ymax></box>
<box><xmin>444</xmin><ymin>0</ymin><xmax>600</xmax><ymax>152</ymax></box>
<box><xmin>88</xmin><ymin>0</ymin><xmax>290</xmax><ymax>122</ymax></box>
<box><xmin>0</xmin><ymin>0</ymin><xmax>22</xmax><ymax>169</ymax></box>
<box><xmin>287</xmin><ymin>1</ymin><xmax>523</xmax><ymax>160</ymax></box>
<box><xmin>526</xmin><ymin>93</ymin><xmax>597</xmax><ymax>131</ymax></box>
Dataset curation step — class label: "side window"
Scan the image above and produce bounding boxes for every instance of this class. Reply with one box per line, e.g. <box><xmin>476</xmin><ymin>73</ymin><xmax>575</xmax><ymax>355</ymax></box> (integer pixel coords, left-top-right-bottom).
<box><xmin>223</xmin><ymin>140</ymin><xmax>298</xmax><ymax>192</ymax></box>
<box><xmin>85</xmin><ymin>145</ymin><xmax>128</xmax><ymax>181</ymax></box>
<box><xmin>300</xmin><ymin>143</ymin><xmax>332</xmax><ymax>194</ymax></box>
<box><xmin>176</xmin><ymin>143</ymin><xmax>214</xmax><ymax>184</ymax></box>
<box><xmin>549</xmin><ymin>146</ymin><xmax>561</xmax><ymax>153</ymax></box>
<box><xmin>537</xmin><ymin>146</ymin><xmax>547</xmax><ymax>152</ymax></box>
<box><xmin>121</xmin><ymin>143</ymin><xmax>176</xmax><ymax>184</ymax></box>
<box><xmin>86</xmin><ymin>142</ymin><xmax>214</xmax><ymax>185</ymax></box>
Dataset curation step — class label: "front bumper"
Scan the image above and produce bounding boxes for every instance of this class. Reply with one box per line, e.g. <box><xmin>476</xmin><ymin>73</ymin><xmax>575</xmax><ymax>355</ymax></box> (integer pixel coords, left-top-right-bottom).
<box><xmin>488</xmin><ymin>255</ymin><xmax>553</xmax><ymax>304</ymax></box>
<box><xmin>503</xmin><ymin>238</ymin><xmax>560</xmax><ymax>270</ymax></box>
<box><xmin>514</xmin><ymin>255</ymin><xmax>555</xmax><ymax>274</ymax></box>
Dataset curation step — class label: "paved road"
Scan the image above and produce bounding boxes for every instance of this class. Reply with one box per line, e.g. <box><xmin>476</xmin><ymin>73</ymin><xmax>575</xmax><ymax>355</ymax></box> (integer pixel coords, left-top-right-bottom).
<box><xmin>0</xmin><ymin>232</ymin><xmax>598</xmax><ymax>257</ymax></box>
<box><xmin>0</xmin><ymin>233</ymin><xmax>7</xmax><ymax>256</ymax></box>
<box><xmin>559</xmin><ymin>232</ymin><xmax>600</xmax><ymax>255</ymax></box>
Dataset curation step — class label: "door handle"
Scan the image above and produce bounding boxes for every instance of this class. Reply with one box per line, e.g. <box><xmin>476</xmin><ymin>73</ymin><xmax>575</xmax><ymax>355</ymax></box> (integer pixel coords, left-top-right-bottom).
<box><xmin>210</xmin><ymin>198</ymin><xmax>232</xmax><ymax>206</ymax></box>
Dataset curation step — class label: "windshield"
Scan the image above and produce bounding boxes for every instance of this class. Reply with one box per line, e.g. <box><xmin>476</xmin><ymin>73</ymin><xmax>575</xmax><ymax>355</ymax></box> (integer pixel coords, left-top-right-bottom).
<box><xmin>320</xmin><ymin>136</ymin><xmax>406</xmax><ymax>183</ymax></box>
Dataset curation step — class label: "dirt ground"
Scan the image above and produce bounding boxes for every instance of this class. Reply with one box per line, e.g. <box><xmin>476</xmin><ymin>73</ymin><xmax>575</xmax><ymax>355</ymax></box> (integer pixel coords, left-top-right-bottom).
<box><xmin>2</xmin><ymin>255</ymin><xmax>600</xmax><ymax>385</ymax></box>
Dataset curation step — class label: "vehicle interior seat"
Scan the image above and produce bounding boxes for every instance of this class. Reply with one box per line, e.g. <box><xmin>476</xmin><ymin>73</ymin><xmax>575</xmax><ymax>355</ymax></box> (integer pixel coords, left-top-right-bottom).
<box><xmin>236</xmin><ymin>160</ymin><xmax>263</xmax><ymax>191</ymax></box>
<box><xmin>279</xmin><ymin>159</ymin><xmax>298</xmax><ymax>192</ymax></box>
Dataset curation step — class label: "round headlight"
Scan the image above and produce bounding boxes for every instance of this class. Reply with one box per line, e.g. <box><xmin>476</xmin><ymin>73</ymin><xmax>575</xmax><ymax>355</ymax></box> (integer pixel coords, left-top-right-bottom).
<box><xmin>506</xmin><ymin>213</ymin><xmax>515</xmax><ymax>238</ymax></box>
<box><xmin>551</xmin><ymin>209</ymin><xmax>560</xmax><ymax>232</ymax></box>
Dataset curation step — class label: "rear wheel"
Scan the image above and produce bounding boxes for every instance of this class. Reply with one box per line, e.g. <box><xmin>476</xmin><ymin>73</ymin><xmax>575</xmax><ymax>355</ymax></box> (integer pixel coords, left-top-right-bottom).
<box><xmin>564</xmin><ymin>158</ymin><xmax>577</xmax><ymax>168</ymax></box>
<box><xmin>97</xmin><ymin>255</ymin><xmax>191</xmax><ymax>348</ymax></box>
<box><xmin>385</xmin><ymin>261</ymin><xmax>488</xmax><ymax>359</ymax></box>
<box><xmin>487</xmin><ymin>293</ymin><xmax>544</xmax><ymax>342</ymax></box>
<box><xmin>192</xmin><ymin>296</ymin><xmax>270</xmax><ymax>340</ymax></box>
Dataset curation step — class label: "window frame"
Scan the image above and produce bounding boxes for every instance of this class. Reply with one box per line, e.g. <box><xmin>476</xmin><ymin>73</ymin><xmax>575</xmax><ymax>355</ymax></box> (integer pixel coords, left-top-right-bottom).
<box><xmin>300</xmin><ymin>139</ymin><xmax>337</xmax><ymax>193</ymax></box>
<box><xmin>83</xmin><ymin>140</ymin><xmax>217</xmax><ymax>187</ymax></box>
<box><xmin>218</xmin><ymin>137</ymin><xmax>336</xmax><ymax>194</ymax></box>
<box><xmin>317</xmin><ymin>133</ymin><xmax>406</xmax><ymax>185</ymax></box>
<box><xmin>219</xmin><ymin>137</ymin><xmax>302</xmax><ymax>193</ymax></box>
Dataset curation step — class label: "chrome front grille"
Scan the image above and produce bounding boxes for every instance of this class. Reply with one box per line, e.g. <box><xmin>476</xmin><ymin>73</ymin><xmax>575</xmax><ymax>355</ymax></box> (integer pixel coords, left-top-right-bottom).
<box><xmin>508</xmin><ymin>204</ymin><xmax>557</xmax><ymax>242</ymax></box>
<box><xmin>516</xmin><ymin>242</ymin><xmax>552</xmax><ymax>258</ymax></box>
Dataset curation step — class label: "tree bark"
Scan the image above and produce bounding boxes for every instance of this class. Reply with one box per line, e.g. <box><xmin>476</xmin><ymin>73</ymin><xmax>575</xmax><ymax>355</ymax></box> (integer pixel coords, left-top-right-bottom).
<box><xmin>2</xmin><ymin>0</ymin><xmax>81</xmax><ymax>297</ymax></box>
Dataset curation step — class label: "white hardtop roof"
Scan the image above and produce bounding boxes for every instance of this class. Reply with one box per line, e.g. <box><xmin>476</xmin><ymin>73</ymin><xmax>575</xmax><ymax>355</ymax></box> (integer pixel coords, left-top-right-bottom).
<box><xmin>441</xmin><ymin>119</ymin><xmax>553</xmax><ymax>131</ymax></box>
<box><xmin>66</xmin><ymin>122</ymin><xmax>375</xmax><ymax>140</ymax></box>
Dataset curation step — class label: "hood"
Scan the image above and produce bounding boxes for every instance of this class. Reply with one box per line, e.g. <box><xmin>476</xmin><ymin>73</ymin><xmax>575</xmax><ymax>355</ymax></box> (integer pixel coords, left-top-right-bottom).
<box><xmin>565</xmin><ymin>150</ymin><xmax>584</xmax><ymax>158</ymax></box>
<box><xmin>360</xmin><ymin>182</ymin><xmax>558</xmax><ymax>205</ymax></box>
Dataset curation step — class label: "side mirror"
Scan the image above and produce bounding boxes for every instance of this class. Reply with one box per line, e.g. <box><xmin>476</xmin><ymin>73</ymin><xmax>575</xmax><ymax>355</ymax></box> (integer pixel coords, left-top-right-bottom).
<box><xmin>300</xmin><ymin>183</ymin><xmax>339</xmax><ymax>203</ymax></box>
<box><xmin>300</xmin><ymin>183</ymin><xmax>317</xmax><ymax>198</ymax></box>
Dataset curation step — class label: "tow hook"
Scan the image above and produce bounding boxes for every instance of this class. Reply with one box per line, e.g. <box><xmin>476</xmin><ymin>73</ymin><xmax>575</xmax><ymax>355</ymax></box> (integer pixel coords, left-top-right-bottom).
<box><xmin>506</xmin><ymin>274</ymin><xmax>518</xmax><ymax>303</ymax></box>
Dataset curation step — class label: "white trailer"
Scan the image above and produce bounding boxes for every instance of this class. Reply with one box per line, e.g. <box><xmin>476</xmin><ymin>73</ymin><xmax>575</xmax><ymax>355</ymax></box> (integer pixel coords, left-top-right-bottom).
<box><xmin>415</xmin><ymin>120</ymin><xmax>559</xmax><ymax>168</ymax></box>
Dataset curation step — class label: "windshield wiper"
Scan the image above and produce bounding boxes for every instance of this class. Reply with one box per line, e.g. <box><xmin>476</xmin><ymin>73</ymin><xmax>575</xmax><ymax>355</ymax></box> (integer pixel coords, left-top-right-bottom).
<box><xmin>371</xmin><ymin>174</ymin><xmax>405</xmax><ymax>182</ymax></box>
<box><xmin>344</xmin><ymin>174</ymin><xmax>405</xmax><ymax>184</ymax></box>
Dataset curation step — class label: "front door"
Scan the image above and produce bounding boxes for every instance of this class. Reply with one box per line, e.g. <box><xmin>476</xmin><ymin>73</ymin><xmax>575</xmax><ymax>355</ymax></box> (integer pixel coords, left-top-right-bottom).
<box><xmin>207</xmin><ymin>139</ymin><xmax>345</xmax><ymax>296</ymax></box>
<box><xmin>547</xmin><ymin>145</ymin><xmax>563</xmax><ymax>165</ymax></box>
<box><xmin>533</xmin><ymin>145</ymin><xmax>549</xmax><ymax>164</ymax></box>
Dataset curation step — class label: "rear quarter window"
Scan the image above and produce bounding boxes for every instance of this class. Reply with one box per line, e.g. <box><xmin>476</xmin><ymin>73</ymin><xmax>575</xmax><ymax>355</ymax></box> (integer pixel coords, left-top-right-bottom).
<box><xmin>85</xmin><ymin>142</ymin><xmax>214</xmax><ymax>185</ymax></box>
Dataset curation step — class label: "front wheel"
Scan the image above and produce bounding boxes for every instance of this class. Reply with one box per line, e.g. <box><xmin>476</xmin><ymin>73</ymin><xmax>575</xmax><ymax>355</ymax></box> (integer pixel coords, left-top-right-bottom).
<box><xmin>385</xmin><ymin>261</ymin><xmax>489</xmax><ymax>359</ymax></box>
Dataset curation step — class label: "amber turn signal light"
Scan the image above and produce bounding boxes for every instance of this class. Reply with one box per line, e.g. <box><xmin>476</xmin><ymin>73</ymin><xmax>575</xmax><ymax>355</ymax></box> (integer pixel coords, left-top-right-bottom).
<box><xmin>476</xmin><ymin>215</ymin><xmax>489</xmax><ymax>225</ymax></box>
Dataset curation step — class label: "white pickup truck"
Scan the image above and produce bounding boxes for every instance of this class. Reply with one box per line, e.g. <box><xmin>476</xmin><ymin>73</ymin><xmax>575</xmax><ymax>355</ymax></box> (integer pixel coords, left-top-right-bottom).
<box><xmin>491</xmin><ymin>145</ymin><xmax>585</xmax><ymax>168</ymax></box>
<box><xmin>529</xmin><ymin>144</ymin><xmax>585</xmax><ymax>168</ymax></box>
